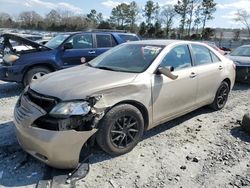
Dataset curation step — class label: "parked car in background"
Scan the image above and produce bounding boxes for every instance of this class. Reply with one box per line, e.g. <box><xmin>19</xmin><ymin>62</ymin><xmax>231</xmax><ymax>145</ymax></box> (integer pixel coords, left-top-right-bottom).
<box><xmin>0</xmin><ymin>31</ymin><xmax>140</xmax><ymax>86</ymax></box>
<box><xmin>35</xmin><ymin>39</ymin><xmax>49</xmax><ymax>45</ymax></box>
<box><xmin>228</xmin><ymin>45</ymin><xmax>250</xmax><ymax>84</ymax></box>
<box><xmin>202</xmin><ymin>41</ymin><xmax>226</xmax><ymax>55</ymax></box>
<box><xmin>14</xmin><ymin>40</ymin><xmax>235</xmax><ymax>169</ymax></box>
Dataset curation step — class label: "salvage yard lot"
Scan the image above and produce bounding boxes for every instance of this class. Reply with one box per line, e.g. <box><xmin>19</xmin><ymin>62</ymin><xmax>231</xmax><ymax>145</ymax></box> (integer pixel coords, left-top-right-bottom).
<box><xmin>0</xmin><ymin>80</ymin><xmax>249</xmax><ymax>188</ymax></box>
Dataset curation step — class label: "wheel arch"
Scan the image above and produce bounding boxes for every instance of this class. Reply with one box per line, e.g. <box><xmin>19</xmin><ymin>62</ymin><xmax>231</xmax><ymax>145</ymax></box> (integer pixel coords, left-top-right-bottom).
<box><xmin>22</xmin><ymin>63</ymin><xmax>57</xmax><ymax>82</ymax></box>
<box><xmin>112</xmin><ymin>100</ymin><xmax>149</xmax><ymax>131</ymax></box>
<box><xmin>223</xmin><ymin>78</ymin><xmax>231</xmax><ymax>89</ymax></box>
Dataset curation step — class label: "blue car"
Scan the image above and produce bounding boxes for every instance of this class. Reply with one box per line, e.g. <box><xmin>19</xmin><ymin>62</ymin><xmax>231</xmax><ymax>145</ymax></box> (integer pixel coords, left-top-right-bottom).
<box><xmin>0</xmin><ymin>31</ymin><xmax>140</xmax><ymax>86</ymax></box>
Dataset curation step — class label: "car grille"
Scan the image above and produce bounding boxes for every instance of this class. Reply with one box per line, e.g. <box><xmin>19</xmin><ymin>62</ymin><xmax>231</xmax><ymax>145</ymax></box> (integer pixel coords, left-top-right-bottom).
<box><xmin>14</xmin><ymin>103</ymin><xmax>32</xmax><ymax>125</ymax></box>
<box><xmin>24</xmin><ymin>88</ymin><xmax>59</xmax><ymax>113</ymax></box>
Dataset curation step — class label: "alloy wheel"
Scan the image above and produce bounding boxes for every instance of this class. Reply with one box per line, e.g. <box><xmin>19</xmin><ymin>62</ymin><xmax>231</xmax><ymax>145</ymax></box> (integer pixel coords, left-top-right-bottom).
<box><xmin>217</xmin><ymin>85</ymin><xmax>229</xmax><ymax>108</ymax></box>
<box><xmin>110</xmin><ymin>115</ymin><xmax>139</xmax><ymax>149</ymax></box>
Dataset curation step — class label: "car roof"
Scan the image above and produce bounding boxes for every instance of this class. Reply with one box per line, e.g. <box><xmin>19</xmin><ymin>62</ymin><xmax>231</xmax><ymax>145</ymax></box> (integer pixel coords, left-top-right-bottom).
<box><xmin>238</xmin><ymin>45</ymin><xmax>250</xmax><ymax>48</ymax></box>
<box><xmin>60</xmin><ymin>31</ymin><xmax>136</xmax><ymax>36</ymax></box>
<box><xmin>126</xmin><ymin>40</ymin><xmax>206</xmax><ymax>46</ymax></box>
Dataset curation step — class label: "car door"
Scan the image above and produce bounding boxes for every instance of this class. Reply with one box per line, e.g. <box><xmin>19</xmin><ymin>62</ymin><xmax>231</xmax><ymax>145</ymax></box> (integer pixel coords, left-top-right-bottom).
<box><xmin>190</xmin><ymin>44</ymin><xmax>224</xmax><ymax>105</ymax></box>
<box><xmin>60</xmin><ymin>33</ymin><xmax>95</xmax><ymax>68</ymax></box>
<box><xmin>152</xmin><ymin>44</ymin><xmax>198</xmax><ymax>124</ymax></box>
<box><xmin>94</xmin><ymin>34</ymin><xmax>117</xmax><ymax>56</ymax></box>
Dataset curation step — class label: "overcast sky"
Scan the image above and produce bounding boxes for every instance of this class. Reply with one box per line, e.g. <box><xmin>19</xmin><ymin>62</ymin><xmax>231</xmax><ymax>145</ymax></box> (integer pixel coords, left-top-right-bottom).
<box><xmin>0</xmin><ymin>0</ymin><xmax>249</xmax><ymax>29</ymax></box>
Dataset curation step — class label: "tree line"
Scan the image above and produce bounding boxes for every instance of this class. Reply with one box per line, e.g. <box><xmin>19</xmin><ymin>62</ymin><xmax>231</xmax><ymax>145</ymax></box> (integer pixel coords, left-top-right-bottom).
<box><xmin>1</xmin><ymin>0</ymin><xmax>247</xmax><ymax>40</ymax></box>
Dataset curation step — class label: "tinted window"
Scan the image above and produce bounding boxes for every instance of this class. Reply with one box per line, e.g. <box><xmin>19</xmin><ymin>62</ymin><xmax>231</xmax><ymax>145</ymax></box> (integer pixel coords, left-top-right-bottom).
<box><xmin>192</xmin><ymin>44</ymin><xmax>213</xmax><ymax>65</ymax></box>
<box><xmin>96</xmin><ymin>34</ymin><xmax>112</xmax><ymax>48</ymax></box>
<box><xmin>118</xmin><ymin>34</ymin><xmax>139</xmax><ymax>42</ymax></box>
<box><xmin>67</xmin><ymin>34</ymin><xmax>93</xmax><ymax>49</ymax></box>
<box><xmin>210</xmin><ymin>51</ymin><xmax>221</xmax><ymax>62</ymax></box>
<box><xmin>160</xmin><ymin>45</ymin><xmax>192</xmax><ymax>70</ymax></box>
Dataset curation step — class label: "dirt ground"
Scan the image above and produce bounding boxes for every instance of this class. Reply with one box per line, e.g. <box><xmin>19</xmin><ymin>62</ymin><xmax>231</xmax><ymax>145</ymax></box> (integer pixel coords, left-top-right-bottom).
<box><xmin>0</xmin><ymin>80</ymin><xmax>249</xmax><ymax>188</ymax></box>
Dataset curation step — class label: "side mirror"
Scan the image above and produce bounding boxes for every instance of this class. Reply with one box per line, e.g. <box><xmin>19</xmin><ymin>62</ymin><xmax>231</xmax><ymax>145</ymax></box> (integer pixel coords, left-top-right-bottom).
<box><xmin>63</xmin><ymin>42</ymin><xmax>73</xmax><ymax>50</ymax></box>
<box><xmin>158</xmin><ymin>66</ymin><xmax>178</xmax><ymax>80</ymax></box>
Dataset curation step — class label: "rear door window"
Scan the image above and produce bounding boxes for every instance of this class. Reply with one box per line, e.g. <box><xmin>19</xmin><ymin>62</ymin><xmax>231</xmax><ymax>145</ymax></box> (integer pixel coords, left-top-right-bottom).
<box><xmin>96</xmin><ymin>34</ymin><xmax>113</xmax><ymax>48</ymax></box>
<box><xmin>192</xmin><ymin>44</ymin><xmax>213</xmax><ymax>65</ymax></box>
<box><xmin>209</xmin><ymin>51</ymin><xmax>221</xmax><ymax>63</ymax></box>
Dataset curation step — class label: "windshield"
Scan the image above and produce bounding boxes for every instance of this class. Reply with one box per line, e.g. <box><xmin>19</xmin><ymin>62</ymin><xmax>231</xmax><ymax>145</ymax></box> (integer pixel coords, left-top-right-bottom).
<box><xmin>88</xmin><ymin>43</ymin><xmax>164</xmax><ymax>73</ymax></box>
<box><xmin>45</xmin><ymin>34</ymin><xmax>69</xmax><ymax>49</ymax></box>
<box><xmin>230</xmin><ymin>46</ymin><xmax>250</xmax><ymax>57</ymax></box>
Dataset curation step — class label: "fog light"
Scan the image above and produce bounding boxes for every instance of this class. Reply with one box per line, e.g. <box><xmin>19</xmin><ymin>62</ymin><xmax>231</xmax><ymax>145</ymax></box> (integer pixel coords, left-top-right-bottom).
<box><xmin>5</xmin><ymin>72</ymin><xmax>8</xmax><ymax>77</ymax></box>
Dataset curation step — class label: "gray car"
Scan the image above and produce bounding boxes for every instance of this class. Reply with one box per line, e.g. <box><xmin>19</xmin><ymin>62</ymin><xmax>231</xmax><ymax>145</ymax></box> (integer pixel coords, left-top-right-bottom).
<box><xmin>228</xmin><ymin>45</ymin><xmax>250</xmax><ymax>84</ymax></box>
<box><xmin>14</xmin><ymin>40</ymin><xmax>235</xmax><ymax>169</ymax></box>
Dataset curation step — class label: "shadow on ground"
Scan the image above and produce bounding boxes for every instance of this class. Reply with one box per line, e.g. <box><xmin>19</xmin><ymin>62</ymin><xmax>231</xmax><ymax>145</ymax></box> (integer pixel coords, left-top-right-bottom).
<box><xmin>0</xmin><ymin>82</ymin><xmax>23</xmax><ymax>99</ymax></box>
<box><xmin>230</xmin><ymin>126</ymin><xmax>250</xmax><ymax>143</ymax></box>
<box><xmin>232</xmin><ymin>82</ymin><xmax>250</xmax><ymax>91</ymax></box>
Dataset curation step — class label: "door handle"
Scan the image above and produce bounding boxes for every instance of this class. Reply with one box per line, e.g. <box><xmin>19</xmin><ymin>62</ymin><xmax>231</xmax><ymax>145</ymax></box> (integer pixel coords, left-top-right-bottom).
<box><xmin>190</xmin><ymin>72</ymin><xmax>197</xmax><ymax>78</ymax></box>
<box><xmin>88</xmin><ymin>50</ymin><xmax>96</xmax><ymax>54</ymax></box>
<box><xmin>219</xmin><ymin>65</ymin><xmax>223</xmax><ymax>70</ymax></box>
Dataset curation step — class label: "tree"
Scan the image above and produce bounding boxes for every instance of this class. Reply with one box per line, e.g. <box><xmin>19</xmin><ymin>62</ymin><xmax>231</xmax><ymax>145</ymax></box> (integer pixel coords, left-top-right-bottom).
<box><xmin>201</xmin><ymin>0</ymin><xmax>216</xmax><ymax>33</ymax></box>
<box><xmin>233</xmin><ymin>30</ymin><xmax>241</xmax><ymax>41</ymax></box>
<box><xmin>193</xmin><ymin>5</ymin><xmax>202</xmax><ymax>34</ymax></box>
<box><xmin>186</xmin><ymin>0</ymin><xmax>201</xmax><ymax>37</ymax></box>
<box><xmin>160</xmin><ymin>5</ymin><xmax>176</xmax><ymax>38</ymax></box>
<box><xmin>87</xmin><ymin>9</ymin><xmax>103</xmax><ymax>25</ymax></box>
<box><xmin>18</xmin><ymin>11</ymin><xmax>43</xmax><ymax>29</ymax></box>
<box><xmin>154</xmin><ymin>21</ymin><xmax>164</xmax><ymax>38</ymax></box>
<box><xmin>139</xmin><ymin>22</ymin><xmax>147</xmax><ymax>36</ymax></box>
<box><xmin>143</xmin><ymin>0</ymin><xmax>159</xmax><ymax>25</ymax></box>
<box><xmin>110</xmin><ymin>3</ymin><xmax>130</xmax><ymax>29</ymax></box>
<box><xmin>45</xmin><ymin>9</ymin><xmax>61</xmax><ymax>30</ymax></box>
<box><xmin>202</xmin><ymin>27</ymin><xmax>215</xmax><ymax>39</ymax></box>
<box><xmin>234</xmin><ymin>9</ymin><xmax>250</xmax><ymax>38</ymax></box>
<box><xmin>127</xmin><ymin>1</ymin><xmax>139</xmax><ymax>32</ymax></box>
<box><xmin>174</xmin><ymin>0</ymin><xmax>190</xmax><ymax>37</ymax></box>
<box><xmin>0</xmin><ymin>13</ymin><xmax>13</xmax><ymax>28</ymax></box>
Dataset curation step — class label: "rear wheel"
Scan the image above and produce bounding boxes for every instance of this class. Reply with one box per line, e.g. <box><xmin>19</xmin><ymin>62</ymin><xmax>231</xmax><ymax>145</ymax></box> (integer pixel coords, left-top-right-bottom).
<box><xmin>210</xmin><ymin>81</ymin><xmax>230</xmax><ymax>110</ymax></box>
<box><xmin>23</xmin><ymin>67</ymin><xmax>51</xmax><ymax>86</ymax></box>
<box><xmin>96</xmin><ymin>104</ymin><xmax>144</xmax><ymax>155</ymax></box>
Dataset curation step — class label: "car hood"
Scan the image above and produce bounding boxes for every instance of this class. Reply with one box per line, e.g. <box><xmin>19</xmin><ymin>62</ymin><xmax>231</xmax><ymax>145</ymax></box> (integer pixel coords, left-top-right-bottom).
<box><xmin>1</xmin><ymin>33</ymin><xmax>51</xmax><ymax>50</ymax></box>
<box><xmin>30</xmin><ymin>65</ymin><xmax>138</xmax><ymax>101</ymax></box>
<box><xmin>228</xmin><ymin>55</ymin><xmax>250</xmax><ymax>65</ymax></box>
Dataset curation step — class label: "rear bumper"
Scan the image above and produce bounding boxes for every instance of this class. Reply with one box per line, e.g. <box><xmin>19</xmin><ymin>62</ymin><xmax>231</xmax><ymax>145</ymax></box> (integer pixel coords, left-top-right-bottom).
<box><xmin>0</xmin><ymin>64</ymin><xmax>23</xmax><ymax>82</ymax></box>
<box><xmin>14</xmin><ymin>94</ymin><xmax>97</xmax><ymax>169</ymax></box>
<box><xmin>236</xmin><ymin>66</ymin><xmax>250</xmax><ymax>84</ymax></box>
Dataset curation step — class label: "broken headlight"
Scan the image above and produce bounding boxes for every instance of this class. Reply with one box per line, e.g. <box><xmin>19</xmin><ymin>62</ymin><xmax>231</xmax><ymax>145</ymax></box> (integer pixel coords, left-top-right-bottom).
<box><xmin>50</xmin><ymin>101</ymin><xmax>90</xmax><ymax>116</ymax></box>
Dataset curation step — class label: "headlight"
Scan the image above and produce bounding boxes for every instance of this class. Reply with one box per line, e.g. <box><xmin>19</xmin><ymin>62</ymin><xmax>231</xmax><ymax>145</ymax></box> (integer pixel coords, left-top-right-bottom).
<box><xmin>50</xmin><ymin>101</ymin><xmax>91</xmax><ymax>116</ymax></box>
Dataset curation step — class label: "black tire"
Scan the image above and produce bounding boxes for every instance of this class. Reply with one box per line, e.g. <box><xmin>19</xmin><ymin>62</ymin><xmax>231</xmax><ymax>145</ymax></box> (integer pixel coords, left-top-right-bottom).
<box><xmin>210</xmin><ymin>81</ymin><xmax>230</xmax><ymax>110</ymax></box>
<box><xmin>23</xmin><ymin>66</ymin><xmax>51</xmax><ymax>86</ymax></box>
<box><xmin>96</xmin><ymin>104</ymin><xmax>144</xmax><ymax>155</ymax></box>
<box><xmin>242</xmin><ymin>113</ymin><xmax>250</xmax><ymax>134</ymax></box>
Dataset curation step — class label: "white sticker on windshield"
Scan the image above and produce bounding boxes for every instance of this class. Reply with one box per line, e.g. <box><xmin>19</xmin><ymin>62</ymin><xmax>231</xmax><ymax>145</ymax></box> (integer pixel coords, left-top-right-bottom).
<box><xmin>143</xmin><ymin>46</ymin><xmax>162</xmax><ymax>52</ymax></box>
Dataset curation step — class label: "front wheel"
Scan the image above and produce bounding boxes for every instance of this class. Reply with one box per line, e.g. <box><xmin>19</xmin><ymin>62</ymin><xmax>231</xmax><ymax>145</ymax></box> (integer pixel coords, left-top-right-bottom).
<box><xmin>96</xmin><ymin>104</ymin><xmax>144</xmax><ymax>155</ymax></box>
<box><xmin>210</xmin><ymin>81</ymin><xmax>230</xmax><ymax>110</ymax></box>
<box><xmin>23</xmin><ymin>66</ymin><xmax>51</xmax><ymax>86</ymax></box>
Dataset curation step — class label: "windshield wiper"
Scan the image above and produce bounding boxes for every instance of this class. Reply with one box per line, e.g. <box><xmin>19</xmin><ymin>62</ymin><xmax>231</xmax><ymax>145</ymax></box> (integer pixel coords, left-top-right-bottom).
<box><xmin>96</xmin><ymin>66</ymin><xmax>115</xmax><ymax>71</ymax></box>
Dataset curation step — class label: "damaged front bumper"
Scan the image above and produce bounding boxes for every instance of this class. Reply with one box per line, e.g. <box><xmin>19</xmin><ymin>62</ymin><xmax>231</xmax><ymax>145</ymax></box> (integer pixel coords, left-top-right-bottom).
<box><xmin>13</xmin><ymin>91</ymin><xmax>98</xmax><ymax>169</ymax></box>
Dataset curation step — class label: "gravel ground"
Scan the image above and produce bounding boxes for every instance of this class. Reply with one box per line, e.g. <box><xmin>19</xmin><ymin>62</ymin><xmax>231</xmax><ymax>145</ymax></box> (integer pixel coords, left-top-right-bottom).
<box><xmin>0</xmin><ymin>80</ymin><xmax>249</xmax><ymax>188</ymax></box>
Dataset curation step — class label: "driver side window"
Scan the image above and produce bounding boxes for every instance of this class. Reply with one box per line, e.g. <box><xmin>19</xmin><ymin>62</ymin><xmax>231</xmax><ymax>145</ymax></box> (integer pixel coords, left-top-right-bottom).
<box><xmin>66</xmin><ymin>34</ymin><xmax>93</xmax><ymax>49</ymax></box>
<box><xmin>160</xmin><ymin>45</ymin><xmax>192</xmax><ymax>71</ymax></box>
